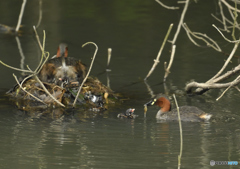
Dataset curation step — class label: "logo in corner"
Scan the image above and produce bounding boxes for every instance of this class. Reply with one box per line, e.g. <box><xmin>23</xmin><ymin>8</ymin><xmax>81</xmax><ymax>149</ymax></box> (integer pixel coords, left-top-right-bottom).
<box><xmin>210</xmin><ymin>160</ymin><xmax>215</xmax><ymax>166</ymax></box>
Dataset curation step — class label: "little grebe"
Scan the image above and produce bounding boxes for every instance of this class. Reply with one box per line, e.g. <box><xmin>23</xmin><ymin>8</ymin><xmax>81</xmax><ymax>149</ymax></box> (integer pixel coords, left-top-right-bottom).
<box><xmin>144</xmin><ymin>95</ymin><xmax>212</xmax><ymax>122</ymax></box>
<box><xmin>39</xmin><ymin>43</ymin><xmax>86</xmax><ymax>86</ymax></box>
<box><xmin>117</xmin><ymin>108</ymin><xmax>137</xmax><ymax>119</ymax></box>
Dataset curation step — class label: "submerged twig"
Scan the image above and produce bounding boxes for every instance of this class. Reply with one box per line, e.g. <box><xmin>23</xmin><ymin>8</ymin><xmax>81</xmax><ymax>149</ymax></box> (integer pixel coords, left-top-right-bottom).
<box><xmin>144</xmin><ymin>23</ymin><xmax>173</xmax><ymax>80</ymax></box>
<box><xmin>16</xmin><ymin>0</ymin><xmax>27</xmax><ymax>32</ymax></box>
<box><xmin>73</xmin><ymin>42</ymin><xmax>98</xmax><ymax>107</ymax></box>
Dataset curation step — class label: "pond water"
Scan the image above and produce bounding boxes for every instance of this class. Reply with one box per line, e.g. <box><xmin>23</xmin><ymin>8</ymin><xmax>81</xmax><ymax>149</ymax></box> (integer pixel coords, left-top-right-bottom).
<box><xmin>0</xmin><ymin>0</ymin><xmax>240</xmax><ymax>168</ymax></box>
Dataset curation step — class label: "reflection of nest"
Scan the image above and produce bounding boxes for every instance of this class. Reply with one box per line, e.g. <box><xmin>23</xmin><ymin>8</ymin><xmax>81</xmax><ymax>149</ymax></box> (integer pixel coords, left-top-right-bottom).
<box><xmin>7</xmin><ymin>76</ymin><xmax>118</xmax><ymax>111</ymax></box>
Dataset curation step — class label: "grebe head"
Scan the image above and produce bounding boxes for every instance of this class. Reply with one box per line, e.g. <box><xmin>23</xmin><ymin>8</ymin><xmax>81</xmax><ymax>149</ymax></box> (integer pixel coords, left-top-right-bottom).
<box><xmin>144</xmin><ymin>95</ymin><xmax>171</xmax><ymax>113</ymax></box>
<box><xmin>56</xmin><ymin>43</ymin><xmax>68</xmax><ymax>58</ymax></box>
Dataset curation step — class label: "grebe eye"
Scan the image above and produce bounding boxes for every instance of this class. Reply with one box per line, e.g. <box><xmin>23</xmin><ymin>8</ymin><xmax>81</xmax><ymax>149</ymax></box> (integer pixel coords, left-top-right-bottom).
<box><xmin>151</xmin><ymin>99</ymin><xmax>156</xmax><ymax>105</ymax></box>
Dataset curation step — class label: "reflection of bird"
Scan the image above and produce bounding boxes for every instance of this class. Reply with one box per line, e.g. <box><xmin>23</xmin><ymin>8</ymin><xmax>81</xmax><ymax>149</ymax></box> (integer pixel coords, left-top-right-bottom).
<box><xmin>39</xmin><ymin>43</ymin><xmax>86</xmax><ymax>86</ymax></box>
<box><xmin>144</xmin><ymin>94</ymin><xmax>212</xmax><ymax>122</ymax></box>
<box><xmin>117</xmin><ymin>108</ymin><xmax>137</xmax><ymax>119</ymax></box>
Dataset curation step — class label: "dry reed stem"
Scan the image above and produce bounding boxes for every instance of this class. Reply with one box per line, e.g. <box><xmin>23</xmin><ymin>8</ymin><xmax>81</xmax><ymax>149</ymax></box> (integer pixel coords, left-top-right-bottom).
<box><xmin>155</xmin><ymin>0</ymin><xmax>179</xmax><ymax>10</ymax></box>
<box><xmin>173</xmin><ymin>94</ymin><xmax>183</xmax><ymax>168</ymax></box>
<box><xmin>33</xmin><ymin>26</ymin><xmax>44</xmax><ymax>53</ymax></box>
<box><xmin>16</xmin><ymin>0</ymin><xmax>27</xmax><ymax>32</ymax></box>
<box><xmin>164</xmin><ymin>45</ymin><xmax>176</xmax><ymax>82</ymax></box>
<box><xmin>73</xmin><ymin>42</ymin><xmax>98</xmax><ymax>107</ymax></box>
<box><xmin>144</xmin><ymin>23</ymin><xmax>173</xmax><ymax>80</ymax></box>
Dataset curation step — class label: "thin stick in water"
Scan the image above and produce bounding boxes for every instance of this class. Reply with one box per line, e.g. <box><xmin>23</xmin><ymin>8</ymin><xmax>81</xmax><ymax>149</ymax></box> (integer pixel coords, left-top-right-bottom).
<box><xmin>16</xmin><ymin>0</ymin><xmax>27</xmax><ymax>32</ymax></box>
<box><xmin>173</xmin><ymin>94</ymin><xmax>183</xmax><ymax>168</ymax></box>
<box><xmin>144</xmin><ymin>23</ymin><xmax>173</xmax><ymax>80</ymax></box>
<box><xmin>164</xmin><ymin>45</ymin><xmax>176</xmax><ymax>82</ymax></box>
<box><xmin>106</xmin><ymin>48</ymin><xmax>112</xmax><ymax>71</ymax></box>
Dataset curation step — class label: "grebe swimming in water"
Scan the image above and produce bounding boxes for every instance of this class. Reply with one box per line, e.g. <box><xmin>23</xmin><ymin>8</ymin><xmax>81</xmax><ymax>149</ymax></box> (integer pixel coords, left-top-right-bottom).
<box><xmin>144</xmin><ymin>94</ymin><xmax>212</xmax><ymax>122</ymax></box>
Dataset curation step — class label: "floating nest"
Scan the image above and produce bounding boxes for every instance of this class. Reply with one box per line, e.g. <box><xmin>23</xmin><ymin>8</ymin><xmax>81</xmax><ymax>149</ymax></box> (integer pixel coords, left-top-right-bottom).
<box><xmin>6</xmin><ymin>76</ymin><xmax>119</xmax><ymax>111</ymax></box>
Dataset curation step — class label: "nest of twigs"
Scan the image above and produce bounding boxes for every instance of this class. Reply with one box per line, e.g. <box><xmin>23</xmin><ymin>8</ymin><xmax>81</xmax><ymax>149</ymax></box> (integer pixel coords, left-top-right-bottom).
<box><xmin>6</xmin><ymin>76</ymin><xmax>118</xmax><ymax>111</ymax></box>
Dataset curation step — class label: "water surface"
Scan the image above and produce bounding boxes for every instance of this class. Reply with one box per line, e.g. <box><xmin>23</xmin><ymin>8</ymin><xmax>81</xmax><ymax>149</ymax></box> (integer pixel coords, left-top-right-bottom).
<box><xmin>0</xmin><ymin>0</ymin><xmax>240</xmax><ymax>168</ymax></box>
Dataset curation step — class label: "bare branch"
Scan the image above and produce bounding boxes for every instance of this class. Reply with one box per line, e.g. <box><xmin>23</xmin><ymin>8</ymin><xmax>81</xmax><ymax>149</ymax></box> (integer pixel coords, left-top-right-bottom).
<box><xmin>221</xmin><ymin>0</ymin><xmax>240</xmax><ymax>13</ymax></box>
<box><xmin>216</xmin><ymin>75</ymin><xmax>240</xmax><ymax>101</ymax></box>
<box><xmin>206</xmin><ymin>37</ymin><xmax>239</xmax><ymax>83</ymax></box>
<box><xmin>212</xmin><ymin>24</ymin><xmax>240</xmax><ymax>43</ymax></box>
<box><xmin>183</xmin><ymin>23</ymin><xmax>222</xmax><ymax>52</ymax></box>
<box><xmin>155</xmin><ymin>0</ymin><xmax>179</xmax><ymax>10</ymax></box>
<box><xmin>170</xmin><ymin>0</ymin><xmax>190</xmax><ymax>44</ymax></box>
<box><xmin>219</xmin><ymin>0</ymin><xmax>229</xmax><ymax>32</ymax></box>
<box><xmin>186</xmin><ymin>79</ymin><xmax>240</xmax><ymax>94</ymax></box>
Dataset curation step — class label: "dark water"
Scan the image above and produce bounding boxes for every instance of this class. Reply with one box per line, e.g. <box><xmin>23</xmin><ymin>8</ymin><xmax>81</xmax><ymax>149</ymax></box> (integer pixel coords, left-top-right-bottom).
<box><xmin>0</xmin><ymin>0</ymin><xmax>240</xmax><ymax>168</ymax></box>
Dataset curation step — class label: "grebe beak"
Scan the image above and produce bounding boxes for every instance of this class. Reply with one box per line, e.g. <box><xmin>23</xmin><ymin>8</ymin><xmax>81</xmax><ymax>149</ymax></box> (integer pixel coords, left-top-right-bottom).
<box><xmin>144</xmin><ymin>99</ymin><xmax>156</xmax><ymax>107</ymax></box>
